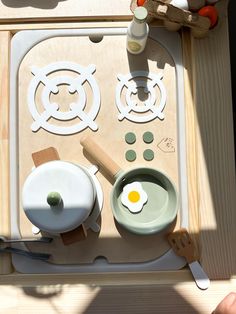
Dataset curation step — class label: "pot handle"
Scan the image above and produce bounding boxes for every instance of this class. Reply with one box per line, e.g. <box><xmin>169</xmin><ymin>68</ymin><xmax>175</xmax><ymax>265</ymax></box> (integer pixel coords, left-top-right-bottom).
<box><xmin>32</xmin><ymin>147</ymin><xmax>60</xmax><ymax>167</ymax></box>
<box><xmin>80</xmin><ymin>136</ymin><xmax>122</xmax><ymax>179</ymax></box>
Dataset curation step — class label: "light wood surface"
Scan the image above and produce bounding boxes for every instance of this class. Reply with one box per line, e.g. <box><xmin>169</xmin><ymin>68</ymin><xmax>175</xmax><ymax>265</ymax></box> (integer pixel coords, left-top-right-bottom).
<box><xmin>16</xmin><ymin>31</ymin><xmax>180</xmax><ymax>264</ymax></box>
<box><xmin>0</xmin><ymin>0</ymin><xmax>132</xmax><ymax>22</ymax></box>
<box><xmin>182</xmin><ymin>29</ymin><xmax>200</xmax><ymax>259</ymax></box>
<box><xmin>31</xmin><ymin>147</ymin><xmax>60</xmax><ymax>167</ymax></box>
<box><xmin>0</xmin><ymin>31</ymin><xmax>12</xmax><ymax>274</ymax></box>
<box><xmin>0</xmin><ymin>276</ymin><xmax>235</xmax><ymax>313</ymax></box>
<box><xmin>0</xmin><ymin>0</ymin><xmax>235</xmax><ymax>313</ymax></box>
<box><xmin>191</xmin><ymin>0</ymin><xmax>236</xmax><ymax>280</ymax></box>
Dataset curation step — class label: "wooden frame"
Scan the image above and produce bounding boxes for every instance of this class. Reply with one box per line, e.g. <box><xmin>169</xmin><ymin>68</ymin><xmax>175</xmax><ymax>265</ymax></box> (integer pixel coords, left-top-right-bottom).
<box><xmin>0</xmin><ymin>0</ymin><xmax>235</xmax><ymax>284</ymax></box>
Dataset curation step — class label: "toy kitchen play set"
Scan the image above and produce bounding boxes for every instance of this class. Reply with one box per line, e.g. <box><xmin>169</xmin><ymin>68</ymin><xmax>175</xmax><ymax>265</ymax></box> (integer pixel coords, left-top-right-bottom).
<box><xmin>4</xmin><ymin>0</ymin><xmax>220</xmax><ymax>289</ymax></box>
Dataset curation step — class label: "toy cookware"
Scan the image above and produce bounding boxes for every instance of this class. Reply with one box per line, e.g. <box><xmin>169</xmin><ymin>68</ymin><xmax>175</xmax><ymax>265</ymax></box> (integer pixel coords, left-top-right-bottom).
<box><xmin>22</xmin><ymin>160</ymin><xmax>97</xmax><ymax>234</ymax></box>
<box><xmin>81</xmin><ymin>136</ymin><xmax>178</xmax><ymax>235</ymax></box>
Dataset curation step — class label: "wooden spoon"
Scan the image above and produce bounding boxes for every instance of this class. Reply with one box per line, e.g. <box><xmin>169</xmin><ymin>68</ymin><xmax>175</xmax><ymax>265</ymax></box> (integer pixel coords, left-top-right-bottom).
<box><xmin>168</xmin><ymin>228</ymin><xmax>210</xmax><ymax>290</ymax></box>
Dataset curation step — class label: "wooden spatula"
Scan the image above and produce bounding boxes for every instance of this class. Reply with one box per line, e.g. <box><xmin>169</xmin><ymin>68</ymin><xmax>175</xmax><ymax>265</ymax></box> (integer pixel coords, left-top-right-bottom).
<box><xmin>168</xmin><ymin>228</ymin><xmax>210</xmax><ymax>290</ymax></box>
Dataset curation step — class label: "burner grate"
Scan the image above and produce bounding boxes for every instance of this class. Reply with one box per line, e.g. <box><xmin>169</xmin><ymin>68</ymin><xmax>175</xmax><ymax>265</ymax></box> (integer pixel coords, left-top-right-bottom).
<box><xmin>28</xmin><ymin>61</ymin><xmax>101</xmax><ymax>135</ymax></box>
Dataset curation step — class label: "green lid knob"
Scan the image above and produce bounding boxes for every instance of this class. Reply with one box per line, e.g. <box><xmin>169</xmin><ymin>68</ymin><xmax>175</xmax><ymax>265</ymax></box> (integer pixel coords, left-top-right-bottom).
<box><xmin>47</xmin><ymin>192</ymin><xmax>62</xmax><ymax>207</ymax></box>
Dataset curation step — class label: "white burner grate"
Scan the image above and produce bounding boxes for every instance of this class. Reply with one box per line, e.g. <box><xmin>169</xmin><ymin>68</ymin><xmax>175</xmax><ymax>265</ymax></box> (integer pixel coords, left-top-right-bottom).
<box><xmin>28</xmin><ymin>61</ymin><xmax>101</xmax><ymax>135</ymax></box>
<box><xmin>115</xmin><ymin>71</ymin><xmax>167</xmax><ymax>123</ymax></box>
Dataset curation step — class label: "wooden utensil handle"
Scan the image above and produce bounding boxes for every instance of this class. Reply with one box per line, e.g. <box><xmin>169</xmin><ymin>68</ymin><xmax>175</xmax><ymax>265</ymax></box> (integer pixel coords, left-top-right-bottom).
<box><xmin>80</xmin><ymin>136</ymin><xmax>121</xmax><ymax>179</ymax></box>
<box><xmin>32</xmin><ymin>147</ymin><xmax>60</xmax><ymax>167</ymax></box>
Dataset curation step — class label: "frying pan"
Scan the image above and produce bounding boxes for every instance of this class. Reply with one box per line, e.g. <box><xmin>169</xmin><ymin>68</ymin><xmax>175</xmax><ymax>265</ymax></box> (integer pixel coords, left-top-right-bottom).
<box><xmin>81</xmin><ymin>136</ymin><xmax>178</xmax><ymax>235</ymax></box>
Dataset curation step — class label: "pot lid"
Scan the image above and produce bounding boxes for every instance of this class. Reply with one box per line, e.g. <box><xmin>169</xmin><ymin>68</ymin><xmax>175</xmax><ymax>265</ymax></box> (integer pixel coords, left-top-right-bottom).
<box><xmin>22</xmin><ymin>161</ymin><xmax>95</xmax><ymax>233</ymax></box>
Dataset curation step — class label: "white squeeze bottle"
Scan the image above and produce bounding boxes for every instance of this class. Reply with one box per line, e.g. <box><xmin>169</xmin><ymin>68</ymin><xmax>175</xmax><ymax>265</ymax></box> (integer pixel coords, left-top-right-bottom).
<box><xmin>127</xmin><ymin>6</ymin><xmax>149</xmax><ymax>55</ymax></box>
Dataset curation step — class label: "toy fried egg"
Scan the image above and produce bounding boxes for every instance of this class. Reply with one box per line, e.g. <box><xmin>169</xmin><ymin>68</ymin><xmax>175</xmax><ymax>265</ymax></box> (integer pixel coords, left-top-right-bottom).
<box><xmin>121</xmin><ymin>182</ymin><xmax>148</xmax><ymax>213</ymax></box>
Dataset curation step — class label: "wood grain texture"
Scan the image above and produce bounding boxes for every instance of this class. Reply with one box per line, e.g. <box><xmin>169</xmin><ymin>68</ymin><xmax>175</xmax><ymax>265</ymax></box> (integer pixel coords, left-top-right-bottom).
<box><xmin>0</xmin><ymin>21</ymin><xmax>130</xmax><ymax>32</ymax></box>
<box><xmin>16</xmin><ymin>32</ymin><xmax>180</xmax><ymax>264</ymax></box>
<box><xmin>182</xmin><ymin>29</ymin><xmax>200</xmax><ymax>259</ymax></box>
<box><xmin>0</xmin><ymin>0</ymin><xmax>131</xmax><ymax>23</ymax></box>
<box><xmin>32</xmin><ymin>147</ymin><xmax>60</xmax><ymax>167</ymax></box>
<box><xmin>191</xmin><ymin>0</ymin><xmax>236</xmax><ymax>279</ymax></box>
<box><xmin>0</xmin><ymin>0</ymin><xmax>234</xmax><ymax>311</ymax></box>
<box><xmin>0</xmin><ymin>3</ymin><xmax>234</xmax><ymax>314</ymax></box>
<box><xmin>0</xmin><ymin>31</ymin><xmax>13</xmax><ymax>274</ymax></box>
<box><xmin>0</xmin><ymin>0</ymin><xmax>234</xmax><ymax>293</ymax></box>
<box><xmin>0</xmin><ymin>278</ymin><xmax>235</xmax><ymax>314</ymax></box>
<box><xmin>80</xmin><ymin>136</ymin><xmax>122</xmax><ymax>180</ymax></box>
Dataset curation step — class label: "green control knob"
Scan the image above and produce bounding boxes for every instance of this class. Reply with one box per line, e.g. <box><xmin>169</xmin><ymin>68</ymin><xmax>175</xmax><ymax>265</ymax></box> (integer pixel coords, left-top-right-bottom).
<box><xmin>125</xmin><ymin>150</ymin><xmax>137</xmax><ymax>162</ymax></box>
<box><xmin>143</xmin><ymin>149</ymin><xmax>154</xmax><ymax>161</ymax></box>
<box><xmin>143</xmin><ymin>131</ymin><xmax>154</xmax><ymax>144</ymax></box>
<box><xmin>125</xmin><ymin>132</ymin><xmax>136</xmax><ymax>144</ymax></box>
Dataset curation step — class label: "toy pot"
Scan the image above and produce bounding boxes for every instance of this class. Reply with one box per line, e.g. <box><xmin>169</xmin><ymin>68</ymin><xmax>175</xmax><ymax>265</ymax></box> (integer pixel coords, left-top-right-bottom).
<box><xmin>22</xmin><ymin>160</ymin><xmax>97</xmax><ymax>235</ymax></box>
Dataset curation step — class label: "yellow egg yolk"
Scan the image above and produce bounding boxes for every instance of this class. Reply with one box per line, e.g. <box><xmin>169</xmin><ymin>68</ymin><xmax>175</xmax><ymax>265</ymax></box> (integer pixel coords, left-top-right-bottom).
<box><xmin>128</xmin><ymin>191</ymin><xmax>140</xmax><ymax>203</ymax></box>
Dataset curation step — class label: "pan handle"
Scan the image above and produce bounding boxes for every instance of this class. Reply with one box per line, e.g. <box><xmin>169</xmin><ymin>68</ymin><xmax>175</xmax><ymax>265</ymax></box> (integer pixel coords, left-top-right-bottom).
<box><xmin>80</xmin><ymin>136</ymin><xmax>122</xmax><ymax>179</ymax></box>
